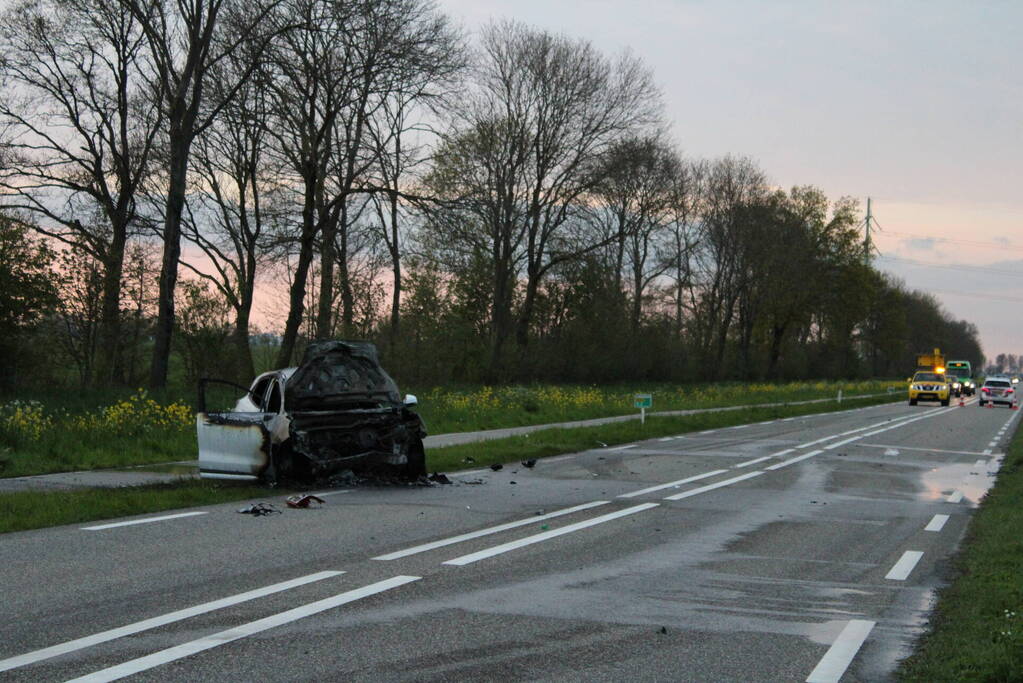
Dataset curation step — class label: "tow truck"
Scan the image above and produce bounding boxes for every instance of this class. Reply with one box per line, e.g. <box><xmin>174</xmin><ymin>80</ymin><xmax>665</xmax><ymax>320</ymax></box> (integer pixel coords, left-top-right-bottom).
<box><xmin>908</xmin><ymin>348</ymin><xmax>952</xmax><ymax>406</ymax></box>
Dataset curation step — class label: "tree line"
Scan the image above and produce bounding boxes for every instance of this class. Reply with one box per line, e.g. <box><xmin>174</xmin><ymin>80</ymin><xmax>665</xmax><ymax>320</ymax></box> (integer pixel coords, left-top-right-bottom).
<box><xmin>0</xmin><ymin>0</ymin><xmax>984</xmax><ymax>392</ymax></box>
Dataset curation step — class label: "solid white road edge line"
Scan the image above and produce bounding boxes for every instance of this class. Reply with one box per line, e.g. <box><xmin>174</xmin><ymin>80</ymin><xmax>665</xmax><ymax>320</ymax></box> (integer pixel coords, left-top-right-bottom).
<box><xmin>947</xmin><ymin>490</ymin><xmax>964</xmax><ymax>504</ymax></box>
<box><xmin>925</xmin><ymin>514</ymin><xmax>950</xmax><ymax>532</ymax></box>
<box><xmin>663</xmin><ymin>471</ymin><xmax>764</xmax><ymax>500</ymax></box>
<box><xmin>372</xmin><ymin>501</ymin><xmax>610</xmax><ymax>560</ymax></box>
<box><xmin>765</xmin><ymin>450</ymin><xmax>823</xmax><ymax>471</ymax></box>
<box><xmin>983</xmin><ymin>449</ymin><xmax>992</xmax><ymax>455</ymax></box>
<box><xmin>618</xmin><ymin>470</ymin><xmax>728</xmax><ymax>498</ymax></box>
<box><xmin>0</xmin><ymin>570</ymin><xmax>343</xmax><ymax>674</ymax></box>
<box><xmin>805</xmin><ymin>619</ymin><xmax>876</xmax><ymax>683</ymax></box>
<box><xmin>81</xmin><ymin>511</ymin><xmax>207</xmax><ymax>531</ymax></box>
<box><xmin>885</xmin><ymin>550</ymin><xmax>924</xmax><ymax>580</ymax></box>
<box><xmin>66</xmin><ymin>575</ymin><xmax>420</xmax><ymax>683</ymax></box>
<box><xmin>442</xmin><ymin>504</ymin><xmax>658</xmax><ymax>566</ymax></box>
<box><xmin>610</xmin><ymin>444</ymin><xmax>637</xmax><ymax>451</ymax></box>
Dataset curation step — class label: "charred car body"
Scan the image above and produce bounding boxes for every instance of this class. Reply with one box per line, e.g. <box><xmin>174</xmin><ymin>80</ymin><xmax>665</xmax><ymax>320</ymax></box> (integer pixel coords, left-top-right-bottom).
<box><xmin>197</xmin><ymin>341</ymin><xmax>426</xmax><ymax>482</ymax></box>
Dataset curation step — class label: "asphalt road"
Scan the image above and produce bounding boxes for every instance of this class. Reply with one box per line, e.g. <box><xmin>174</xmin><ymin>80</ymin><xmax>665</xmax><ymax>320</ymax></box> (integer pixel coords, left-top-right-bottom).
<box><xmin>1</xmin><ymin>397</ymin><xmax>1017</xmax><ymax>682</ymax></box>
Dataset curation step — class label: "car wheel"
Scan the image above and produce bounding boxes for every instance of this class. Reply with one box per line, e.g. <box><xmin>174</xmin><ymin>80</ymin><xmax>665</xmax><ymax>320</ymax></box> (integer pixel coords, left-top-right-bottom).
<box><xmin>403</xmin><ymin>439</ymin><xmax>426</xmax><ymax>479</ymax></box>
<box><xmin>979</xmin><ymin>400</ymin><xmax>985</xmax><ymax>407</ymax></box>
<box><xmin>909</xmin><ymin>398</ymin><xmax>917</xmax><ymax>406</ymax></box>
<box><xmin>940</xmin><ymin>398</ymin><xmax>950</xmax><ymax>406</ymax></box>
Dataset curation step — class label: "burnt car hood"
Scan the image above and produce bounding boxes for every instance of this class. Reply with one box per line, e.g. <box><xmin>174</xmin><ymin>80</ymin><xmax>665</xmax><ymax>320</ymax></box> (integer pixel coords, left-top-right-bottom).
<box><xmin>286</xmin><ymin>340</ymin><xmax>401</xmax><ymax>409</ymax></box>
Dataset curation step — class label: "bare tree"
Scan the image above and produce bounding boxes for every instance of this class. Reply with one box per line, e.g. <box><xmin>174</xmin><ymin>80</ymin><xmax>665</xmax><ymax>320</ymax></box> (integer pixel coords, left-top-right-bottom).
<box><xmin>589</xmin><ymin>135</ymin><xmax>680</xmax><ymax>332</ymax></box>
<box><xmin>365</xmin><ymin>12</ymin><xmax>464</xmax><ymax>349</ymax></box>
<box><xmin>689</xmin><ymin>156</ymin><xmax>768</xmax><ymax>379</ymax></box>
<box><xmin>0</xmin><ymin>0</ymin><xmax>161</xmax><ymax>384</ymax></box>
<box><xmin>267</xmin><ymin>0</ymin><xmax>461</xmax><ymax>367</ymax></box>
<box><xmin>664</xmin><ymin>159</ymin><xmax>705</xmax><ymax>341</ymax></box>
<box><xmin>180</xmin><ymin>49</ymin><xmax>281</xmax><ymax>382</ymax></box>
<box><xmin>424</xmin><ymin>20</ymin><xmax>661</xmax><ymax>375</ymax></box>
<box><xmin>123</xmin><ymin>0</ymin><xmax>284</xmax><ymax>388</ymax></box>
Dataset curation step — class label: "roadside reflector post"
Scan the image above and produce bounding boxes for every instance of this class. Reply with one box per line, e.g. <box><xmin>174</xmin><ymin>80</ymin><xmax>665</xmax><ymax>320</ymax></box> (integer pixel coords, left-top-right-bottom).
<box><xmin>837</xmin><ymin>389</ymin><xmax>843</xmax><ymax>403</ymax></box>
<box><xmin>634</xmin><ymin>394</ymin><xmax>652</xmax><ymax>425</ymax></box>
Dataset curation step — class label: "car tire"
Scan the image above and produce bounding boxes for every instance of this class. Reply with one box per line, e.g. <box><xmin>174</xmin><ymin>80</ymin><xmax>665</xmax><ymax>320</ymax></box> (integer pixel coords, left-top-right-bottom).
<box><xmin>941</xmin><ymin>398</ymin><xmax>950</xmax><ymax>406</ymax></box>
<box><xmin>979</xmin><ymin>400</ymin><xmax>985</xmax><ymax>407</ymax></box>
<box><xmin>909</xmin><ymin>399</ymin><xmax>917</xmax><ymax>406</ymax></box>
<box><xmin>404</xmin><ymin>439</ymin><xmax>426</xmax><ymax>478</ymax></box>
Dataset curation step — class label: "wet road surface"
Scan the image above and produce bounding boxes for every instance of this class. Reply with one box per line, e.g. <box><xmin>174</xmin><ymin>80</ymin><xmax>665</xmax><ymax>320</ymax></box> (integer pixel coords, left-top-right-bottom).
<box><xmin>0</xmin><ymin>397</ymin><xmax>1017</xmax><ymax>681</ymax></box>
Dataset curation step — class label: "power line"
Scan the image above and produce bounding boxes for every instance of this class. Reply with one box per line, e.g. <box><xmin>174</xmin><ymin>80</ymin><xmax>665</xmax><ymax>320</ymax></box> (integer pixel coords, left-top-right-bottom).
<box><xmin>925</xmin><ymin>288</ymin><xmax>1023</xmax><ymax>305</ymax></box>
<box><xmin>879</xmin><ymin>230</ymin><xmax>1023</xmax><ymax>253</ymax></box>
<box><xmin>876</xmin><ymin>254</ymin><xmax>1023</xmax><ymax>278</ymax></box>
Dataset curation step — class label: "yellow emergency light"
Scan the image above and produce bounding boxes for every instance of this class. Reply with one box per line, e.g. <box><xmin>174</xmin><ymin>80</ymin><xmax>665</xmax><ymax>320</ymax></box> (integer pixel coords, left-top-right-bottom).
<box><xmin>936</xmin><ymin>366</ymin><xmax>945</xmax><ymax>373</ymax></box>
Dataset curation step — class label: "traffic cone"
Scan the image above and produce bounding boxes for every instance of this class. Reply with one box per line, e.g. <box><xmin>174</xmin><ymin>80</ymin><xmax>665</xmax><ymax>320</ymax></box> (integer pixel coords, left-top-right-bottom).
<box><xmin>987</xmin><ymin>401</ymin><xmax>994</xmax><ymax>408</ymax></box>
<box><xmin>959</xmin><ymin>397</ymin><xmax>965</xmax><ymax>407</ymax></box>
<box><xmin>1013</xmin><ymin>402</ymin><xmax>1018</xmax><ymax>411</ymax></box>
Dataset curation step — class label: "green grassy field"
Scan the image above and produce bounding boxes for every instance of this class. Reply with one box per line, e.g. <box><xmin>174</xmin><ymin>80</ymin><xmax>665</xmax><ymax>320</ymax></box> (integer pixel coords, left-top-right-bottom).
<box><xmin>897</xmin><ymin>418</ymin><xmax>1023</xmax><ymax>681</ymax></box>
<box><xmin>1</xmin><ymin>380</ymin><xmax>901</xmax><ymax>478</ymax></box>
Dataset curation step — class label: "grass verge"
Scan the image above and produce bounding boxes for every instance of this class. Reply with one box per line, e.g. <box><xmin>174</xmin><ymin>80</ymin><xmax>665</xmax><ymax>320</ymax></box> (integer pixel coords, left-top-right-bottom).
<box><xmin>897</xmin><ymin>418</ymin><xmax>1023</xmax><ymax>681</ymax></box>
<box><xmin>427</xmin><ymin>393</ymin><xmax>902</xmax><ymax>472</ymax></box>
<box><xmin>2</xmin><ymin>381</ymin><xmax>901</xmax><ymax>478</ymax></box>
<box><xmin>0</xmin><ymin>481</ymin><xmax>270</xmax><ymax>535</ymax></box>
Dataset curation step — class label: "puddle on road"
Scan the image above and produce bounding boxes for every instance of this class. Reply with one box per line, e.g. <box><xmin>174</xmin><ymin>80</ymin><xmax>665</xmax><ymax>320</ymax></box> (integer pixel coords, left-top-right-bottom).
<box><xmin>919</xmin><ymin>462</ymin><xmax>994</xmax><ymax>504</ymax></box>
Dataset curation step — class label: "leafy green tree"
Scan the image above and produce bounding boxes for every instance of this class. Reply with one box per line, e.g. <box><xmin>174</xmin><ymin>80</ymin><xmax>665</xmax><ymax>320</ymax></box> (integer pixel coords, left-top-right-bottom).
<box><xmin>0</xmin><ymin>213</ymin><xmax>59</xmax><ymax>388</ymax></box>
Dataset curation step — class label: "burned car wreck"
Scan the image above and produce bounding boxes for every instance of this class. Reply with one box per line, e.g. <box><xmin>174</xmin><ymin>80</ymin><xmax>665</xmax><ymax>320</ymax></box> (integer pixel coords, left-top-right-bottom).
<box><xmin>197</xmin><ymin>341</ymin><xmax>426</xmax><ymax>483</ymax></box>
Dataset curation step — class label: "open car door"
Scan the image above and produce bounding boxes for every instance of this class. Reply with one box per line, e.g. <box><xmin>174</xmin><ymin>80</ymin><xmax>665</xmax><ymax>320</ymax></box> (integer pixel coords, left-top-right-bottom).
<box><xmin>197</xmin><ymin>379</ymin><xmax>273</xmax><ymax>481</ymax></box>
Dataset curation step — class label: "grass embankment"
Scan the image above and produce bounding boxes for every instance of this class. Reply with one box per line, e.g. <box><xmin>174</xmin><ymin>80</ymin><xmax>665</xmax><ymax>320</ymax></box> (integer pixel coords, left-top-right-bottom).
<box><xmin>0</xmin><ymin>392</ymin><xmax>903</xmax><ymax>535</ymax></box>
<box><xmin>425</xmin><ymin>392</ymin><xmax>901</xmax><ymax>472</ymax></box>
<box><xmin>898</xmin><ymin>422</ymin><xmax>1023</xmax><ymax>681</ymax></box>
<box><xmin>415</xmin><ymin>380</ymin><xmax>900</xmax><ymax>434</ymax></box>
<box><xmin>0</xmin><ymin>390</ymin><xmax>195</xmax><ymax>477</ymax></box>
<box><xmin>1</xmin><ymin>380</ymin><xmax>901</xmax><ymax>479</ymax></box>
<box><xmin>0</xmin><ymin>481</ymin><xmax>269</xmax><ymax>534</ymax></box>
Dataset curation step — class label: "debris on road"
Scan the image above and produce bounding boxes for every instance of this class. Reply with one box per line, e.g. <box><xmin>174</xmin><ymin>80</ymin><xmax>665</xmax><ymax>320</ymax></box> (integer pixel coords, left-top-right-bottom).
<box><xmin>490</xmin><ymin>463</ymin><xmax>503</xmax><ymax>471</ymax></box>
<box><xmin>237</xmin><ymin>502</ymin><xmax>281</xmax><ymax>516</ymax></box>
<box><xmin>428</xmin><ymin>472</ymin><xmax>452</xmax><ymax>485</ymax></box>
<box><xmin>521</xmin><ymin>459</ymin><xmax>537</xmax><ymax>468</ymax></box>
<box><xmin>286</xmin><ymin>494</ymin><xmax>325</xmax><ymax>509</ymax></box>
<box><xmin>509</xmin><ymin>480</ymin><xmax>517</xmax><ymax>485</ymax></box>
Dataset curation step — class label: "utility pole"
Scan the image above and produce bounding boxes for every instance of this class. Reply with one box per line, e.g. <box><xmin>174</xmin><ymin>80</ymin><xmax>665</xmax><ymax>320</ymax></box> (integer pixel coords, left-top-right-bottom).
<box><xmin>864</xmin><ymin>197</ymin><xmax>872</xmax><ymax>263</ymax></box>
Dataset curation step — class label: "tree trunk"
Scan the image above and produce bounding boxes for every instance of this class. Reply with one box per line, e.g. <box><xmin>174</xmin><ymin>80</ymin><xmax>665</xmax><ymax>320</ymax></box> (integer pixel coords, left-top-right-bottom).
<box><xmin>315</xmin><ymin>215</ymin><xmax>336</xmax><ymax>339</ymax></box>
<box><xmin>338</xmin><ymin>200</ymin><xmax>354</xmax><ymax>336</ymax></box>
<box><xmin>96</xmin><ymin>228</ymin><xmax>127</xmax><ymax>386</ymax></box>
<box><xmin>149</xmin><ymin>137</ymin><xmax>189</xmax><ymax>389</ymax></box>
<box><xmin>275</xmin><ymin>184</ymin><xmax>319</xmax><ymax>367</ymax></box>
<box><xmin>388</xmin><ymin>191</ymin><xmax>401</xmax><ymax>349</ymax></box>
<box><xmin>488</xmin><ymin>259</ymin><xmax>514</xmax><ymax>380</ymax></box>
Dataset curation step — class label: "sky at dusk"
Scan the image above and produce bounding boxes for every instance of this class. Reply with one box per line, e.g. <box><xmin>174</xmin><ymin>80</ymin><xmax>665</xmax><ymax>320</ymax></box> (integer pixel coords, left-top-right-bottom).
<box><xmin>437</xmin><ymin>0</ymin><xmax>1022</xmax><ymax>360</ymax></box>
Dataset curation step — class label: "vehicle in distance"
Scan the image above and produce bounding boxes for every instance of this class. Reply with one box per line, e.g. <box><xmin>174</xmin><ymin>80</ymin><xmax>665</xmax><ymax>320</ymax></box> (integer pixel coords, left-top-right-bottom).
<box><xmin>196</xmin><ymin>341</ymin><xmax>426</xmax><ymax>482</ymax></box>
<box><xmin>946</xmin><ymin>360</ymin><xmax>974</xmax><ymax>396</ymax></box>
<box><xmin>908</xmin><ymin>371</ymin><xmax>951</xmax><ymax>406</ymax></box>
<box><xmin>979</xmin><ymin>376</ymin><xmax>1016</xmax><ymax>408</ymax></box>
